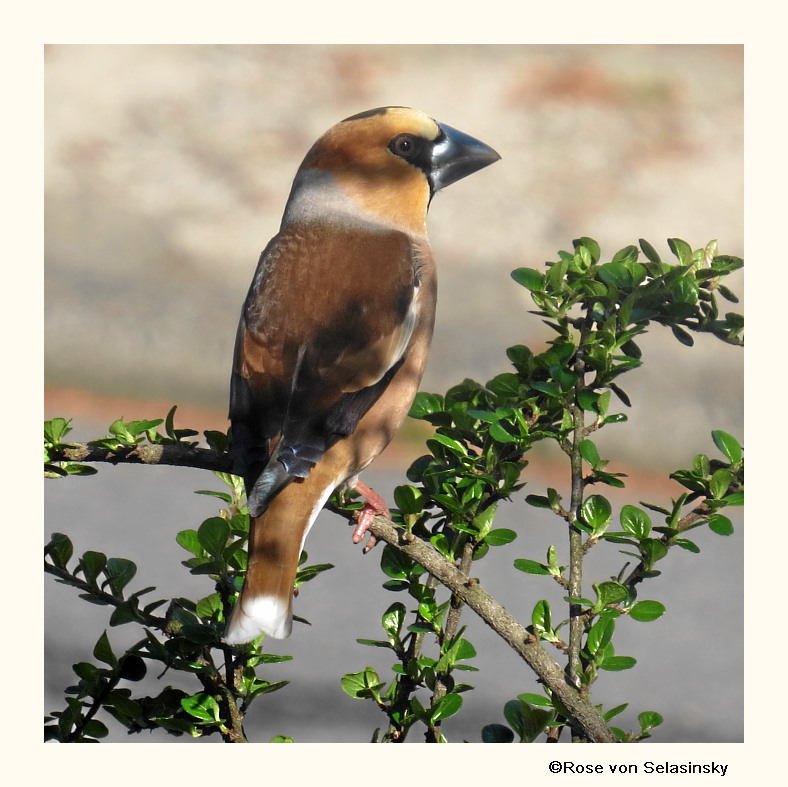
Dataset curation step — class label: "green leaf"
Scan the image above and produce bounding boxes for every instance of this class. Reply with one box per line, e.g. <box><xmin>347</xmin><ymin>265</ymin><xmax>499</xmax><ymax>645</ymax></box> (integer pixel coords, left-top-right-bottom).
<box><xmin>294</xmin><ymin>560</ymin><xmax>334</xmax><ymax>588</ymax></box>
<box><xmin>428</xmin><ymin>432</ymin><xmax>468</xmax><ymax>457</ymax></box>
<box><xmin>489</xmin><ymin>420</ymin><xmax>517</xmax><ymax>444</ymax></box>
<box><xmin>110</xmin><ymin>600</ymin><xmax>142</xmax><ymax>626</ymax></box>
<box><xmin>93</xmin><ymin>631</ymin><xmax>117</xmax><ymax>667</ymax></box>
<box><xmin>581</xmin><ymin>495</ymin><xmax>612</xmax><ymax>531</ymax></box>
<box><xmin>640</xmin><ymin>538</ymin><xmax>668</xmax><ymax>565</ymax></box>
<box><xmin>711</xmin><ymin>430</ymin><xmax>742</xmax><ymax>465</ymax></box>
<box><xmin>381</xmin><ymin>602</ymin><xmax>406</xmax><ymax>639</ymax></box>
<box><xmin>611</xmin><ymin>244</ymin><xmax>640</xmax><ymax>265</ymax></box>
<box><xmin>180</xmin><ymin>692</ymin><xmax>220</xmax><ymax>722</ymax></box>
<box><xmin>380</xmin><ymin>545</ymin><xmax>414</xmax><ymax>579</ymax></box>
<box><xmin>503</xmin><ymin>700</ymin><xmax>525</xmax><ymax>740</ymax></box>
<box><xmin>269</xmin><ymin>735</ymin><xmax>295</xmax><ymax>743</ymax></box>
<box><xmin>594</xmin><ymin>581</ymin><xmax>628</xmax><ymax>609</ymax></box>
<box><xmin>82</xmin><ymin>719</ymin><xmax>110</xmax><ymax>740</ymax></box>
<box><xmin>514</xmin><ymin>558</ymin><xmax>550</xmax><ymax>575</ymax></box>
<box><xmin>393</xmin><ymin>485</ymin><xmax>424</xmax><ymax>515</ymax></box>
<box><xmin>45</xmin><ymin>532</ymin><xmax>73</xmax><ymax>569</ymax></box>
<box><xmin>340</xmin><ymin>668</ymin><xmax>384</xmax><ymax>700</ymax></box>
<box><xmin>620</xmin><ymin>505</ymin><xmax>651</xmax><ymax>539</ymax></box>
<box><xmin>431</xmin><ymin>693</ymin><xmax>463</xmax><ymax>723</ymax></box>
<box><xmin>599</xmin><ymin>655</ymin><xmax>637</xmax><ymax>671</ymax></box>
<box><xmin>598</xmin><ymin>262</ymin><xmax>633</xmax><ymax>290</ymax></box>
<box><xmin>511</xmin><ymin>267</ymin><xmax>545</xmax><ymax>292</ymax></box>
<box><xmin>603</xmin><ymin>702</ymin><xmax>629</xmax><ymax>721</ymax></box>
<box><xmin>667</xmin><ymin>237</ymin><xmax>692</xmax><ymax>265</ymax></box>
<box><xmin>674</xmin><ymin>538</ymin><xmax>700</xmax><ymax>553</ymax></box>
<box><xmin>629</xmin><ymin>600</ymin><xmax>666</xmax><ymax>622</ymax></box>
<box><xmin>44</xmin><ymin>417</ymin><xmax>73</xmax><ymax>445</ymax></box>
<box><xmin>176</xmin><ymin>529</ymin><xmax>205</xmax><ymax>558</ymax></box>
<box><xmin>485</xmin><ymin>528</ymin><xmax>517</xmax><ymax>546</ymax></box>
<box><xmin>196</xmin><ymin>593</ymin><xmax>223</xmax><ymax>620</ymax></box>
<box><xmin>357</xmin><ymin>638</ymin><xmax>393</xmax><ymax>649</ymax></box>
<box><xmin>409</xmin><ymin>392</ymin><xmax>444</xmax><ymax>419</ymax></box>
<box><xmin>80</xmin><ymin>551</ymin><xmax>107</xmax><ymax>586</ymax></box>
<box><xmin>197</xmin><ymin>517</ymin><xmax>230</xmax><ymax>558</ymax></box>
<box><xmin>708</xmin><ymin>514</ymin><xmax>734</xmax><ymax>536</ymax></box>
<box><xmin>573</xmin><ymin>236</ymin><xmax>601</xmax><ymax>263</ymax></box>
<box><xmin>531</xmin><ymin>599</ymin><xmax>551</xmax><ymax>633</ymax></box>
<box><xmin>674</xmin><ymin>277</ymin><xmax>699</xmax><ymax>304</ymax></box>
<box><xmin>194</xmin><ymin>488</ymin><xmax>233</xmax><ymax>504</ymax></box>
<box><xmin>482</xmin><ymin>723</ymin><xmax>515</xmax><ymax>743</ymax></box>
<box><xmin>579</xmin><ymin>439</ymin><xmax>601</xmax><ymax>468</ymax></box>
<box><xmin>638</xmin><ymin>711</ymin><xmax>664</xmax><ymax>730</ymax></box>
<box><xmin>638</xmin><ymin>238</ymin><xmax>662</xmax><ymax>263</ymax></box>
<box><xmin>517</xmin><ymin>693</ymin><xmax>554</xmax><ymax>708</ymax></box>
<box><xmin>104</xmin><ymin>558</ymin><xmax>137</xmax><ymax>596</ymax></box>
<box><xmin>473</xmin><ymin>503</ymin><xmax>498</xmax><ymax>540</ymax></box>
<box><xmin>525</xmin><ymin>494</ymin><xmax>552</xmax><ymax>509</ymax></box>
<box><xmin>709</xmin><ymin>468</ymin><xmax>733</xmax><ymax>499</ymax></box>
<box><xmin>118</xmin><ymin>655</ymin><xmax>147</xmax><ymax>682</ymax></box>
<box><xmin>671</xmin><ymin>325</ymin><xmax>694</xmax><ymax>346</ymax></box>
<box><xmin>586</xmin><ymin>617</ymin><xmax>615</xmax><ymax>655</ymax></box>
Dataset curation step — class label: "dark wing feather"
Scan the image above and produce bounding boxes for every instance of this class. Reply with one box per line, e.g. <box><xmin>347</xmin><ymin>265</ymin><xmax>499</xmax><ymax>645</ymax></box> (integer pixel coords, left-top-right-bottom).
<box><xmin>229</xmin><ymin>224</ymin><xmax>419</xmax><ymax>514</ymax></box>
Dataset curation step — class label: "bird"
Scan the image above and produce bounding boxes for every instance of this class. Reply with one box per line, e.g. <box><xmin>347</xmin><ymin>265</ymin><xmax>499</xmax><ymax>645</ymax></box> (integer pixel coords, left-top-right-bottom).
<box><xmin>223</xmin><ymin>106</ymin><xmax>500</xmax><ymax>644</ymax></box>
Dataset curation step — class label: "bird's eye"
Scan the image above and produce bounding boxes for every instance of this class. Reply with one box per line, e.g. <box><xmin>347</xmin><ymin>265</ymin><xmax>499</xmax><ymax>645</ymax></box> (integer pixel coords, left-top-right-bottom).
<box><xmin>390</xmin><ymin>134</ymin><xmax>417</xmax><ymax>158</ymax></box>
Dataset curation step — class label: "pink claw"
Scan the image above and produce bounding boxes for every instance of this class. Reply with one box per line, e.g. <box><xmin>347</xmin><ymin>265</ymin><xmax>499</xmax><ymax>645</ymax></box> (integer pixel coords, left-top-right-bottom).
<box><xmin>350</xmin><ymin>479</ymin><xmax>389</xmax><ymax>553</ymax></box>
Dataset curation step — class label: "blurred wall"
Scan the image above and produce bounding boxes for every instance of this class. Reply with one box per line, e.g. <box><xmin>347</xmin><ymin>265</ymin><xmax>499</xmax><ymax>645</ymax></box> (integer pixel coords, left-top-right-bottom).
<box><xmin>45</xmin><ymin>44</ymin><xmax>743</xmax><ymax>473</ymax></box>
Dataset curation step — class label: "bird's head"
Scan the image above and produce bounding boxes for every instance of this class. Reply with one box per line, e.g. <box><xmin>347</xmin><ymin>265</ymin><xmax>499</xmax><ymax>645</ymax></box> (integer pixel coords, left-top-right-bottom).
<box><xmin>282</xmin><ymin>106</ymin><xmax>500</xmax><ymax>236</ymax></box>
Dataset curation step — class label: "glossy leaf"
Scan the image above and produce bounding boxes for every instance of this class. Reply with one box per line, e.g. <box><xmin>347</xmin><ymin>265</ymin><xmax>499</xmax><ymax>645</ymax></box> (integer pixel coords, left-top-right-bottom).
<box><xmin>381</xmin><ymin>602</ymin><xmax>406</xmax><ymax>639</ymax></box>
<box><xmin>514</xmin><ymin>558</ymin><xmax>550</xmax><ymax>575</ymax></box>
<box><xmin>620</xmin><ymin>505</ymin><xmax>651</xmax><ymax>539</ymax></box>
<box><xmin>586</xmin><ymin>617</ymin><xmax>615</xmax><ymax>654</ymax></box>
<box><xmin>181</xmin><ymin>692</ymin><xmax>220</xmax><ymax>722</ymax></box>
<box><xmin>485</xmin><ymin>528</ymin><xmax>517</xmax><ymax>546</ymax></box>
<box><xmin>197</xmin><ymin>517</ymin><xmax>230</xmax><ymax>558</ymax></box>
<box><xmin>712</xmin><ymin>430</ymin><xmax>742</xmax><ymax>465</ymax></box>
<box><xmin>482</xmin><ymin>723</ymin><xmax>515</xmax><ymax>743</ymax></box>
<box><xmin>581</xmin><ymin>495</ymin><xmax>612</xmax><ymax>530</ymax></box>
<box><xmin>599</xmin><ymin>655</ymin><xmax>637</xmax><ymax>671</ymax></box>
<box><xmin>709</xmin><ymin>514</ymin><xmax>734</xmax><ymax>536</ymax></box>
<box><xmin>431</xmin><ymin>692</ymin><xmax>463</xmax><ymax>723</ymax></box>
<box><xmin>511</xmin><ymin>267</ymin><xmax>545</xmax><ymax>292</ymax></box>
<box><xmin>629</xmin><ymin>600</ymin><xmax>666</xmax><ymax>622</ymax></box>
<box><xmin>579</xmin><ymin>439</ymin><xmax>601</xmax><ymax>468</ymax></box>
<box><xmin>409</xmin><ymin>392</ymin><xmax>444</xmax><ymax>419</ymax></box>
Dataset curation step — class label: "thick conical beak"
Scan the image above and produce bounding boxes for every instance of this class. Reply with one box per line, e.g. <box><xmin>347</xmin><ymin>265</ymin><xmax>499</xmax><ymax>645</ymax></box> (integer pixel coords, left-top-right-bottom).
<box><xmin>430</xmin><ymin>121</ymin><xmax>501</xmax><ymax>192</ymax></box>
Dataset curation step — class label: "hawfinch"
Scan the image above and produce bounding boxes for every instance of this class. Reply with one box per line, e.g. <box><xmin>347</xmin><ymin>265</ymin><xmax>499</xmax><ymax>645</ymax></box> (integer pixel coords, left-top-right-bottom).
<box><xmin>224</xmin><ymin>106</ymin><xmax>499</xmax><ymax>644</ymax></box>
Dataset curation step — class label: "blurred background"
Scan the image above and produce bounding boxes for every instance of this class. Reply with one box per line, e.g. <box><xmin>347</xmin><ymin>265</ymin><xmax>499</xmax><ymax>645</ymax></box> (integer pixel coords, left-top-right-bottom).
<box><xmin>44</xmin><ymin>44</ymin><xmax>743</xmax><ymax>743</ymax></box>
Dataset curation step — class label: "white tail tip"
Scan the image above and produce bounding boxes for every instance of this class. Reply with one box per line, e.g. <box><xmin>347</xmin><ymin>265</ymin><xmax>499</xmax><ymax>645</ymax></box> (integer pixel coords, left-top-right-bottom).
<box><xmin>223</xmin><ymin>594</ymin><xmax>292</xmax><ymax>644</ymax></box>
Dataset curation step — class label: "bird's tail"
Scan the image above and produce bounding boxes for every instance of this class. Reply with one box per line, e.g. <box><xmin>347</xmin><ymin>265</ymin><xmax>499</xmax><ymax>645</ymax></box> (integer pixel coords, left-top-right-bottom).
<box><xmin>223</xmin><ymin>475</ymin><xmax>335</xmax><ymax>644</ymax></box>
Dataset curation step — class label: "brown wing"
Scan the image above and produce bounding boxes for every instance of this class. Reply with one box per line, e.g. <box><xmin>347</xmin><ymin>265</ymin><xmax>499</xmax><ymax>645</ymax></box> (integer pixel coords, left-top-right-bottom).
<box><xmin>229</xmin><ymin>223</ymin><xmax>421</xmax><ymax>510</ymax></box>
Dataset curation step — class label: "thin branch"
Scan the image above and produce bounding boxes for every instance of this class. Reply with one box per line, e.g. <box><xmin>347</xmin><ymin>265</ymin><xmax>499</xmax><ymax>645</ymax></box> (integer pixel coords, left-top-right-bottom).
<box><xmin>567</xmin><ymin>322</ymin><xmax>592</xmax><ymax>693</ymax></box>
<box><xmin>45</xmin><ymin>442</ymin><xmax>616</xmax><ymax>743</ymax></box>
<box><xmin>44</xmin><ymin>561</ymin><xmax>168</xmax><ymax>629</ymax></box>
<box><xmin>363</xmin><ymin>515</ymin><xmax>615</xmax><ymax>743</ymax></box>
<box><xmin>426</xmin><ymin>538</ymin><xmax>474</xmax><ymax>743</ymax></box>
<box><xmin>48</xmin><ymin>442</ymin><xmax>232</xmax><ymax>472</ymax></box>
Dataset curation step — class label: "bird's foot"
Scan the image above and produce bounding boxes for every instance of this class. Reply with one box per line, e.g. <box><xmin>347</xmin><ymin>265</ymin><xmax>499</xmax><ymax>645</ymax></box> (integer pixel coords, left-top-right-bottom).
<box><xmin>350</xmin><ymin>480</ymin><xmax>389</xmax><ymax>553</ymax></box>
